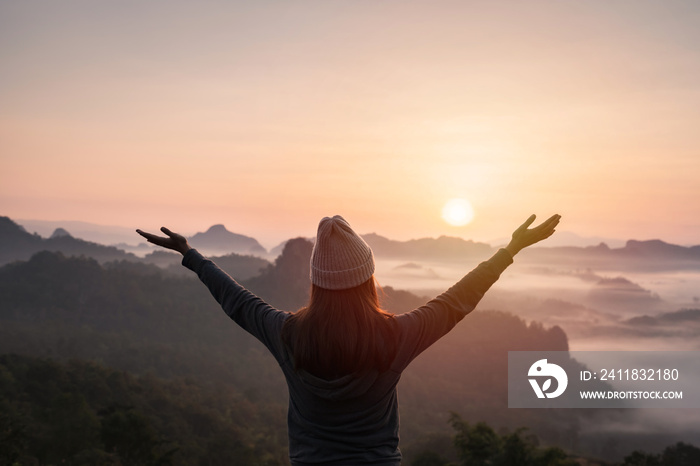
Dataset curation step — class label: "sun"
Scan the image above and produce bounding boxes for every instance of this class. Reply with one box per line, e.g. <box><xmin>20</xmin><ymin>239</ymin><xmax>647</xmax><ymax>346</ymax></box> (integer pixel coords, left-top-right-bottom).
<box><xmin>442</xmin><ymin>198</ymin><xmax>475</xmax><ymax>227</ymax></box>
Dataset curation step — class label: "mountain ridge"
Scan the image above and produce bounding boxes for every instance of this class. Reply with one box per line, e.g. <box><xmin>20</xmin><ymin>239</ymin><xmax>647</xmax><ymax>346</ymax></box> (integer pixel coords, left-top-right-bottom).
<box><xmin>3</xmin><ymin>215</ymin><xmax>700</xmax><ymax>271</ymax></box>
<box><xmin>0</xmin><ymin>216</ymin><xmax>138</xmax><ymax>265</ymax></box>
<box><xmin>188</xmin><ymin>223</ymin><xmax>267</xmax><ymax>256</ymax></box>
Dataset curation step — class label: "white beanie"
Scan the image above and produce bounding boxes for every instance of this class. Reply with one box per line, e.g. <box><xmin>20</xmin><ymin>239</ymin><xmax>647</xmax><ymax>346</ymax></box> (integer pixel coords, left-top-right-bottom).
<box><xmin>310</xmin><ymin>215</ymin><xmax>375</xmax><ymax>290</ymax></box>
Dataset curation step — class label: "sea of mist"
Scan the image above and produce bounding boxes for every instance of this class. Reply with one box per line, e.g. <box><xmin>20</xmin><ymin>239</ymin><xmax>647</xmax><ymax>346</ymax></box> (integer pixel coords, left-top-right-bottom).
<box><xmin>376</xmin><ymin>254</ymin><xmax>700</xmax><ymax>447</ymax></box>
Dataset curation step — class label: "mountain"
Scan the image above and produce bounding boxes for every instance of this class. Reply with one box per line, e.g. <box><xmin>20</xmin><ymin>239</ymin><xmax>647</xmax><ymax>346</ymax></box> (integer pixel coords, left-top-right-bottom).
<box><xmin>0</xmin><ymin>216</ymin><xmax>42</xmax><ymax>259</ymax></box>
<box><xmin>17</xmin><ymin>218</ymin><xmax>142</xmax><ymax>246</ymax></box>
<box><xmin>362</xmin><ymin>233</ymin><xmax>494</xmax><ymax>262</ymax></box>
<box><xmin>188</xmin><ymin>224</ymin><xmax>267</xmax><ymax>257</ymax></box>
<box><xmin>0</xmin><ymin>216</ymin><xmax>270</xmax><ymax>281</ymax></box>
<box><xmin>626</xmin><ymin>308</ymin><xmax>700</xmax><ymax>326</ymax></box>
<box><xmin>587</xmin><ymin>276</ymin><xmax>664</xmax><ymax>312</ymax></box>
<box><xmin>6</xmin><ymin>215</ymin><xmax>700</xmax><ymax>272</ymax></box>
<box><xmin>520</xmin><ymin>239</ymin><xmax>700</xmax><ymax>271</ymax></box>
<box><xmin>49</xmin><ymin>227</ymin><xmax>71</xmax><ymax>239</ymax></box>
<box><xmin>620</xmin><ymin>239</ymin><xmax>700</xmax><ymax>259</ymax></box>
<box><xmin>0</xmin><ymin>216</ymin><xmax>137</xmax><ymax>266</ymax></box>
<box><xmin>243</xmin><ymin>238</ymin><xmax>313</xmax><ymax>311</ymax></box>
<box><xmin>361</xmin><ymin>232</ymin><xmax>700</xmax><ymax>270</ymax></box>
<box><xmin>13</xmin><ymin>218</ymin><xmax>270</xmax><ymax>258</ymax></box>
<box><xmin>268</xmin><ymin>238</ymin><xmax>315</xmax><ymax>259</ymax></box>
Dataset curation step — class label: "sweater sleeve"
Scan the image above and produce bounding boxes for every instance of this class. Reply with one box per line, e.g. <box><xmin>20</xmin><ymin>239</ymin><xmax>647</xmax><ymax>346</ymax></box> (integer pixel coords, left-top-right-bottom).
<box><xmin>182</xmin><ymin>249</ymin><xmax>289</xmax><ymax>363</ymax></box>
<box><xmin>392</xmin><ymin>248</ymin><xmax>513</xmax><ymax>371</ymax></box>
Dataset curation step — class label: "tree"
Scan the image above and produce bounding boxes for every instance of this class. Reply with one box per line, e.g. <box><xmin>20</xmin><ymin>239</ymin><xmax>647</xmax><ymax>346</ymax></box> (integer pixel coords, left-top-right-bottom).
<box><xmin>100</xmin><ymin>406</ymin><xmax>177</xmax><ymax>466</ymax></box>
<box><xmin>411</xmin><ymin>450</ymin><xmax>450</xmax><ymax>466</ymax></box>
<box><xmin>622</xmin><ymin>451</ymin><xmax>661</xmax><ymax>466</ymax></box>
<box><xmin>496</xmin><ymin>428</ymin><xmax>536</xmax><ymax>466</ymax></box>
<box><xmin>45</xmin><ymin>392</ymin><xmax>101</xmax><ymax>462</ymax></box>
<box><xmin>449</xmin><ymin>413</ymin><xmax>577</xmax><ymax>466</ymax></box>
<box><xmin>450</xmin><ymin>413</ymin><xmax>501</xmax><ymax>466</ymax></box>
<box><xmin>0</xmin><ymin>397</ymin><xmax>29</xmax><ymax>465</ymax></box>
<box><xmin>660</xmin><ymin>442</ymin><xmax>700</xmax><ymax>466</ymax></box>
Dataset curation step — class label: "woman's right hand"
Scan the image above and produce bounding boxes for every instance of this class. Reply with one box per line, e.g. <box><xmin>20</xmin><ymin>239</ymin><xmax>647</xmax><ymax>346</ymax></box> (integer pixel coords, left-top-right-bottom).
<box><xmin>136</xmin><ymin>227</ymin><xmax>192</xmax><ymax>256</ymax></box>
<box><xmin>505</xmin><ymin>214</ymin><xmax>561</xmax><ymax>257</ymax></box>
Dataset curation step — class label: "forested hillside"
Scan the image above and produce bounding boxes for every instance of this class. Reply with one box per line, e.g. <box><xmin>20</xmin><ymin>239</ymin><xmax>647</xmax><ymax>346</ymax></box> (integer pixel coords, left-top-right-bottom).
<box><xmin>0</xmin><ymin>238</ymin><xmax>606</xmax><ymax>464</ymax></box>
<box><xmin>0</xmin><ymin>354</ymin><xmax>287</xmax><ymax>465</ymax></box>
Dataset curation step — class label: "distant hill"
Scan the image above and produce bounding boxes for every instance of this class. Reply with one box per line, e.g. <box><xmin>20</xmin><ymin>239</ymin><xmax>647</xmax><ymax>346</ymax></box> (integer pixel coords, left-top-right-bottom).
<box><xmin>188</xmin><ymin>224</ymin><xmax>267</xmax><ymax>257</ymax></box>
<box><xmin>244</xmin><ymin>238</ymin><xmax>313</xmax><ymax>311</ymax></box>
<box><xmin>360</xmin><ymin>232</ymin><xmax>700</xmax><ymax>270</ymax></box>
<box><xmin>521</xmin><ymin>239</ymin><xmax>700</xmax><ymax>271</ymax></box>
<box><xmin>268</xmin><ymin>238</ymin><xmax>315</xmax><ymax>259</ymax></box>
<box><xmin>626</xmin><ymin>308</ymin><xmax>700</xmax><ymax>326</ymax></box>
<box><xmin>17</xmin><ymin>218</ymin><xmax>142</xmax><ymax>246</ymax></box>
<box><xmin>362</xmin><ymin>233</ymin><xmax>494</xmax><ymax>262</ymax></box>
<box><xmin>0</xmin><ymin>216</ymin><xmax>137</xmax><ymax>266</ymax></box>
<box><xmin>587</xmin><ymin>276</ymin><xmax>664</xmax><ymax>313</ymax></box>
<box><xmin>0</xmin><ymin>216</ymin><xmax>270</xmax><ymax>280</ymax></box>
<box><xmin>6</xmin><ymin>215</ymin><xmax>700</xmax><ymax>272</ymax></box>
<box><xmin>49</xmin><ymin>227</ymin><xmax>71</xmax><ymax>238</ymax></box>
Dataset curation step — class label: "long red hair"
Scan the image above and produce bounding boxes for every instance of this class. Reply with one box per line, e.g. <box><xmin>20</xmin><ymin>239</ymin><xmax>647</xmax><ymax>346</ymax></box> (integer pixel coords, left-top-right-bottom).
<box><xmin>282</xmin><ymin>278</ymin><xmax>398</xmax><ymax>379</ymax></box>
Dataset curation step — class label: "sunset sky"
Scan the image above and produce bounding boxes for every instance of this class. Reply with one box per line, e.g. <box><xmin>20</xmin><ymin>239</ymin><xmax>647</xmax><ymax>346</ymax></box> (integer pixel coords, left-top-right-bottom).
<box><xmin>2</xmin><ymin>1</ymin><xmax>700</xmax><ymax>248</ymax></box>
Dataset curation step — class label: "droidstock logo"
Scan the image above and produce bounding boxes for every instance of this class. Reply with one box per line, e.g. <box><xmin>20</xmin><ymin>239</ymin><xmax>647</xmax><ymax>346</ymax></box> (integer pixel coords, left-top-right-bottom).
<box><xmin>528</xmin><ymin>359</ymin><xmax>568</xmax><ymax>399</ymax></box>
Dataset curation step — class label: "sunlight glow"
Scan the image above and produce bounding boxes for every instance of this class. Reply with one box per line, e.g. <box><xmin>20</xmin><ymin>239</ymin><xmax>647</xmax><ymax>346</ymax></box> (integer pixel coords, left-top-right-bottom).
<box><xmin>441</xmin><ymin>198</ymin><xmax>475</xmax><ymax>227</ymax></box>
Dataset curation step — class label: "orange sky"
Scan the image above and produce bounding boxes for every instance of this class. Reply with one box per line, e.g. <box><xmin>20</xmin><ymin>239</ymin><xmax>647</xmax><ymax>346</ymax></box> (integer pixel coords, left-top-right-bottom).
<box><xmin>2</xmin><ymin>1</ymin><xmax>700</xmax><ymax>247</ymax></box>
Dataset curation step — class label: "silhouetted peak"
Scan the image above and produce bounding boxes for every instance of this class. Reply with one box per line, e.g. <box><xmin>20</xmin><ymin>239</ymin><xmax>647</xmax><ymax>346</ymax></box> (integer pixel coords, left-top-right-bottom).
<box><xmin>189</xmin><ymin>224</ymin><xmax>267</xmax><ymax>255</ymax></box>
<box><xmin>625</xmin><ymin>239</ymin><xmax>667</xmax><ymax>248</ymax></box>
<box><xmin>363</xmin><ymin>232</ymin><xmax>492</xmax><ymax>260</ymax></box>
<box><xmin>282</xmin><ymin>237</ymin><xmax>313</xmax><ymax>251</ymax></box>
<box><xmin>206</xmin><ymin>224</ymin><xmax>228</xmax><ymax>233</ymax></box>
<box><xmin>362</xmin><ymin>232</ymin><xmax>388</xmax><ymax>241</ymax></box>
<box><xmin>275</xmin><ymin>238</ymin><xmax>313</xmax><ymax>270</ymax></box>
<box><xmin>50</xmin><ymin>228</ymin><xmax>72</xmax><ymax>239</ymax></box>
<box><xmin>435</xmin><ymin>235</ymin><xmax>476</xmax><ymax>244</ymax></box>
<box><xmin>194</xmin><ymin>224</ymin><xmax>248</xmax><ymax>241</ymax></box>
<box><xmin>243</xmin><ymin>237</ymin><xmax>312</xmax><ymax>310</ymax></box>
<box><xmin>0</xmin><ymin>216</ymin><xmax>29</xmax><ymax>235</ymax></box>
<box><xmin>622</xmin><ymin>239</ymin><xmax>692</xmax><ymax>258</ymax></box>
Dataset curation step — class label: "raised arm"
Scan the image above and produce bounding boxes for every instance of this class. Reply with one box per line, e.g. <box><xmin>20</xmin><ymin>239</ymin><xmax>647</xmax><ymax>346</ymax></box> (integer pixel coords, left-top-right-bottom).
<box><xmin>135</xmin><ymin>226</ymin><xmax>288</xmax><ymax>360</ymax></box>
<box><xmin>393</xmin><ymin>213</ymin><xmax>561</xmax><ymax>368</ymax></box>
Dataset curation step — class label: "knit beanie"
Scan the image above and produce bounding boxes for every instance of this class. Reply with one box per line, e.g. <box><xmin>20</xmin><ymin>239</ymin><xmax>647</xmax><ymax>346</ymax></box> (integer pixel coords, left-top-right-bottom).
<box><xmin>310</xmin><ymin>215</ymin><xmax>375</xmax><ymax>290</ymax></box>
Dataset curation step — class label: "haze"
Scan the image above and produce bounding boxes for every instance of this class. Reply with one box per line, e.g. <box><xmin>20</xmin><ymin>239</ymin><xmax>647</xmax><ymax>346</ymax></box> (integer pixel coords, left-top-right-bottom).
<box><xmin>2</xmin><ymin>1</ymin><xmax>700</xmax><ymax>247</ymax></box>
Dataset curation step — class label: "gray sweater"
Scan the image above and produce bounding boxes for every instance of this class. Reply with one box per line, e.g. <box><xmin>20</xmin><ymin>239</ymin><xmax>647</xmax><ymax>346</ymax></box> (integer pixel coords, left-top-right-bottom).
<box><xmin>182</xmin><ymin>248</ymin><xmax>513</xmax><ymax>465</ymax></box>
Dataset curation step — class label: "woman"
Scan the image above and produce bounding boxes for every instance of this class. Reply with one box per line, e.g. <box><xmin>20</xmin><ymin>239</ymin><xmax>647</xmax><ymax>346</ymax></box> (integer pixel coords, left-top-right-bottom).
<box><xmin>137</xmin><ymin>213</ymin><xmax>560</xmax><ymax>466</ymax></box>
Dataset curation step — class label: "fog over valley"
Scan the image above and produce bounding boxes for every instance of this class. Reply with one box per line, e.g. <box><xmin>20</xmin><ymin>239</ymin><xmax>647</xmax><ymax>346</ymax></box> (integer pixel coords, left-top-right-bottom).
<box><xmin>2</xmin><ymin>215</ymin><xmax>700</xmax><ymax>463</ymax></box>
